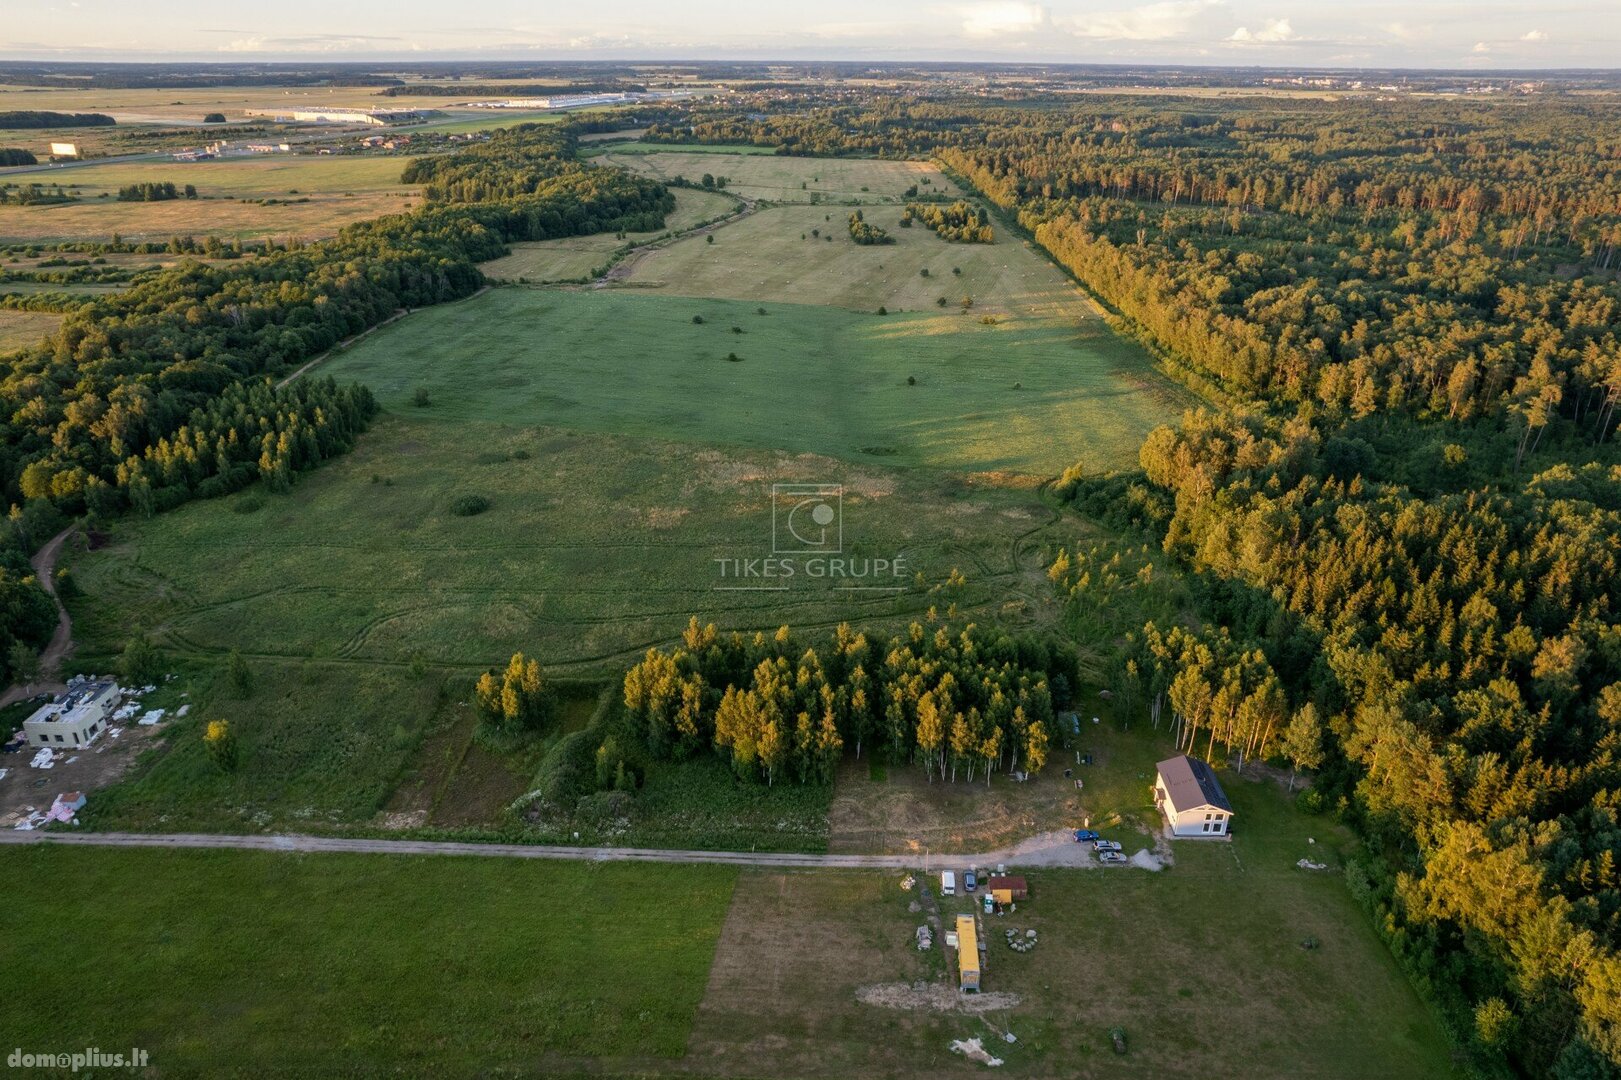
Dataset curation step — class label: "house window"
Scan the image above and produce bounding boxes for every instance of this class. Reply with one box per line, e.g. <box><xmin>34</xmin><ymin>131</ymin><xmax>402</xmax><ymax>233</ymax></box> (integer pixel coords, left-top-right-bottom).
<box><xmin>1202</xmin><ymin>822</ymin><xmax>1210</xmax><ymax>833</ymax></box>
<box><xmin>1205</xmin><ymin>813</ymin><xmax>1212</xmax><ymax>821</ymax></box>
<box><xmin>54</xmin><ymin>734</ymin><xmax>64</xmax><ymax>743</ymax></box>
<box><xmin>37</xmin><ymin>734</ymin><xmax>48</xmax><ymax>743</ymax></box>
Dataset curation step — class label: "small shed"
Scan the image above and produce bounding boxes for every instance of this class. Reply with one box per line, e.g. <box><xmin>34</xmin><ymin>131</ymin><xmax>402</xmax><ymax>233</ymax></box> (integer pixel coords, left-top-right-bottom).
<box><xmin>956</xmin><ymin>914</ymin><xmax>980</xmax><ymax>992</ymax></box>
<box><xmin>988</xmin><ymin>875</ymin><xmax>1028</xmax><ymax>903</ymax></box>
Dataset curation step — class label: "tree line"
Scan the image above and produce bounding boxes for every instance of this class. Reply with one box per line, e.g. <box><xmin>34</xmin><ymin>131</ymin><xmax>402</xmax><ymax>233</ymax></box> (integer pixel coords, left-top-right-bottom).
<box><xmin>620</xmin><ymin>618</ymin><xmax>1071</xmax><ymax>786</ymax></box>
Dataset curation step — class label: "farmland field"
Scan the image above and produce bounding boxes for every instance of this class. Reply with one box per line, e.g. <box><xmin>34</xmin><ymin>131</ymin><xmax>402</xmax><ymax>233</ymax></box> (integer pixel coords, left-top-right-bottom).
<box><xmin>318</xmin><ymin>288</ymin><xmax>1187</xmax><ymax>473</ymax></box>
<box><xmin>592</xmin><ymin>148</ymin><xmax>956</xmax><ymax>204</ymax></box>
<box><xmin>480</xmin><ymin>187</ymin><xmax>740</xmax><ymax>282</ymax></box>
<box><xmin>0</xmin><ymin>845</ymin><xmax>736</xmax><ymax>1074</ymax></box>
<box><xmin>0</xmin><ymin>309</ymin><xmax>61</xmax><ymax>353</ymax></box>
<box><xmin>0</xmin><ymin>156</ymin><xmax>419</xmax><ymax>243</ymax></box>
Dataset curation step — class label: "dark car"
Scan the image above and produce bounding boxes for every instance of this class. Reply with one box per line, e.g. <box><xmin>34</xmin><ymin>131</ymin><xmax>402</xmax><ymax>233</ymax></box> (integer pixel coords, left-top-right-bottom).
<box><xmin>1073</xmin><ymin>829</ymin><xmax>1100</xmax><ymax>842</ymax></box>
<box><xmin>964</xmin><ymin>870</ymin><xmax>978</xmax><ymax>892</ymax></box>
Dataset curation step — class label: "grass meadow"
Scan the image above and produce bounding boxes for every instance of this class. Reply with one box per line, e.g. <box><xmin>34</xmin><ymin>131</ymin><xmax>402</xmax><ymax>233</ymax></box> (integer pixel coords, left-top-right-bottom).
<box><xmin>0</xmin><ymin>845</ymin><xmax>736</xmax><ymax>1075</ymax></box>
<box><xmin>322</xmin><ymin>288</ymin><xmax>1185</xmax><ymax>473</ymax></box>
<box><xmin>0</xmin><ymin>309</ymin><xmax>61</xmax><ymax>353</ymax></box>
<box><xmin>622</xmin><ymin>202</ymin><xmax>1103</xmax><ymax>316</ymax></box>
<box><xmin>479</xmin><ymin>187</ymin><xmax>740</xmax><ymax>282</ymax></box>
<box><xmin>591</xmin><ymin>148</ymin><xmax>956</xmax><ymax>204</ymax></box>
<box><xmin>66</xmin><ymin>413</ymin><xmax>1077</xmax><ymax>832</ymax></box>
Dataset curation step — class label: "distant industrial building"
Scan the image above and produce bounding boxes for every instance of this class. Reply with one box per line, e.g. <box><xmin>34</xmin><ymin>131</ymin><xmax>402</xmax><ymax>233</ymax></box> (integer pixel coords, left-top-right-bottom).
<box><xmin>22</xmin><ymin>678</ymin><xmax>120</xmax><ymax>749</ymax></box>
<box><xmin>49</xmin><ymin>142</ymin><xmax>79</xmax><ymax>158</ymax></box>
<box><xmin>466</xmin><ymin>90</ymin><xmax>694</xmax><ymax>110</ymax></box>
<box><xmin>244</xmin><ymin>108</ymin><xmax>428</xmax><ymax>127</ymax></box>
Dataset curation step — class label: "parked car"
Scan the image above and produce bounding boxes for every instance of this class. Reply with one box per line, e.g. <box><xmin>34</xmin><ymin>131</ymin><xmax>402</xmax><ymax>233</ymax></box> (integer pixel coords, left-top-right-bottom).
<box><xmin>964</xmin><ymin>870</ymin><xmax>978</xmax><ymax>892</ymax></box>
<box><xmin>1073</xmin><ymin>829</ymin><xmax>1100</xmax><ymax>842</ymax></box>
<box><xmin>940</xmin><ymin>870</ymin><xmax>956</xmax><ymax>896</ymax></box>
<box><xmin>1098</xmin><ymin>850</ymin><xmax>1128</xmax><ymax>864</ymax></box>
<box><xmin>1093</xmin><ymin>839</ymin><xmax>1123</xmax><ymax>853</ymax></box>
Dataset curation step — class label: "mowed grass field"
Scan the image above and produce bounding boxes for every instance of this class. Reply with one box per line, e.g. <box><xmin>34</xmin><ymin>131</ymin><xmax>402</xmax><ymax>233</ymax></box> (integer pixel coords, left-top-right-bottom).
<box><xmin>592</xmin><ymin>148</ymin><xmax>955</xmax><ymax>204</ymax></box>
<box><xmin>322</xmin><ymin>287</ymin><xmax>1184</xmax><ymax>473</ymax></box>
<box><xmin>0</xmin><ymin>156</ymin><xmax>419</xmax><ymax>243</ymax></box>
<box><xmin>0</xmin><ymin>309</ymin><xmax>61</xmax><ymax>353</ymax></box>
<box><xmin>0</xmin><ymin>845</ymin><xmax>736</xmax><ymax>1075</ymax></box>
<box><xmin>480</xmin><ymin>187</ymin><xmax>740</xmax><ymax>282</ymax></box>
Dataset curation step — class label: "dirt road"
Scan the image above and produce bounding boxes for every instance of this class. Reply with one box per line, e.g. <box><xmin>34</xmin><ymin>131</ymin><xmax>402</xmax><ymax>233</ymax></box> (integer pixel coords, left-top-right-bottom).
<box><xmin>0</xmin><ymin>826</ymin><xmax>1124</xmax><ymax>869</ymax></box>
<box><xmin>0</xmin><ymin>525</ymin><xmax>78</xmax><ymax>710</ymax></box>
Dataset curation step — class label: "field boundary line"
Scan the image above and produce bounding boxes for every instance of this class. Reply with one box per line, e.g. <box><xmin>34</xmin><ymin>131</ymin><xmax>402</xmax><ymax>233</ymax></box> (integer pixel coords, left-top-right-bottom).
<box><xmin>274</xmin><ymin>285</ymin><xmax>490</xmax><ymax>389</ymax></box>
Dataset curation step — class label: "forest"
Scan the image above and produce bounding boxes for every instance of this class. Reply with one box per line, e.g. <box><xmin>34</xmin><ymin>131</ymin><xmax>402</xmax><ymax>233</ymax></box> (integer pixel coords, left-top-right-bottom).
<box><xmin>643</xmin><ymin>93</ymin><xmax>1621</xmax><ymax>1079</ymax></box>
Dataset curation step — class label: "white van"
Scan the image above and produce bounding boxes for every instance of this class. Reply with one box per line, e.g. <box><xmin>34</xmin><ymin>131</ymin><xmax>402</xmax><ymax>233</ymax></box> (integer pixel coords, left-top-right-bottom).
<box><xmin>941</xmin><ymin>870</ymin><xmax>957</xmax><ymax>896</ymax></box>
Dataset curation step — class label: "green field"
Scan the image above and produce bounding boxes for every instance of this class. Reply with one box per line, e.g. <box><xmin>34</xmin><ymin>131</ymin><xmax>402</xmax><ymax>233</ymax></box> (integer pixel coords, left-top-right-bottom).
<box><xmin>66</xmin><ymin>409</ymin><xmax>1075</xmax><ymax>832</ymax></box>
<box><xmin>480</xmin><ymin>187</ymin><xmax>740</xmax><ymax>282</ymax></box>
<box><xmin>0</xmin><ymin>846</ymin><xmax>736</xmax><ymax>1075</ymax></box>
<box><xmin>623</xmin><ymin>202</ymin><xmax>1101</xmax><ymax>316</ymax></box>
<box><xmin>321</xmin><ymin>288</ymin><xmax>1183</xmax><ymax>474</ymax></box>
<box><xmin>592</xmin><ymin>149</ymin><xmax>955</xmax><ymax>204</ymax></box>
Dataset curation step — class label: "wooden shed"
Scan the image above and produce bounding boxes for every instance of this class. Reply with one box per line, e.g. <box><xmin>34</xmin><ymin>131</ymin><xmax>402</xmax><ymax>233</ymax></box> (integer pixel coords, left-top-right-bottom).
<box><xmin>988</xmin><ymin>875</ymin><xmax>1028</xmax><ymax>903</ymax></box>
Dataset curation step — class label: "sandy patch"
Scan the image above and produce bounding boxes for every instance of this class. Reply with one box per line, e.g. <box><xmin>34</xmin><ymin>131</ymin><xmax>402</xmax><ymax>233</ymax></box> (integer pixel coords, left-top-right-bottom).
<box><xmin>858</xmin><ymin>982</ymin><xmax>1021</xmax><ymax>1014</ymax></box>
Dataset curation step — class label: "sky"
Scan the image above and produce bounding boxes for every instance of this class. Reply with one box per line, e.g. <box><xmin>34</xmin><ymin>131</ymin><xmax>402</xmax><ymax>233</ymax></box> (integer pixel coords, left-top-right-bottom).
<box><xmin>4</xmin><ymin>0</ymin><xmax>1619</xmax><ymax>69</ymax></box>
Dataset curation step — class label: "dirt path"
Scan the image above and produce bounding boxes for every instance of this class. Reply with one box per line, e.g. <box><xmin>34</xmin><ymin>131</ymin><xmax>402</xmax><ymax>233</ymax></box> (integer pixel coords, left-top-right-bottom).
<box><xmin>595</xmin><ymin>196</ymin><xmax>757</xmax><ymax>286</ymax></box>
<box><xmin>0</xmin><ymin>525</ymin><xmax>78</xmax><ymax>709</ymax></box>
<box><xmin>0</xmin><ymin>826</ymin><xmax>1125</xmax><ymax>870</ymax></box>
<box><xmin>274</xmin><ymin>286</ymin><xmax>491</xmax><ymax>390</ymax></box>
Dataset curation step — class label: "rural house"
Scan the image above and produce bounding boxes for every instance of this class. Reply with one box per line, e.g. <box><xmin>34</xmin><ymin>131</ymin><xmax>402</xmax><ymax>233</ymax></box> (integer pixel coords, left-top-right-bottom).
<box><xmin>1153</xmin><ymin>754</ymin><xmax>1234</xmax><ymax>837</ymax></box>
<box><xmin>987</xmin><ymin>876</ymin><xmax>1028</xmax><ymax>903</ymax></box>
<box><xmin>22</xmin><ymin>678</ymin><xmax>120</xmax><ymax>749</ymax></box>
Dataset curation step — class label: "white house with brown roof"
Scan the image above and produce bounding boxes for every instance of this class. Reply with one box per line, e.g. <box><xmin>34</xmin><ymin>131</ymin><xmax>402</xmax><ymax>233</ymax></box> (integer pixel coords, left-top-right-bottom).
<box><xmin>1154</xmin><ymin>754</ymin><xmax>1234</xmax><ymax>837</ymax></box>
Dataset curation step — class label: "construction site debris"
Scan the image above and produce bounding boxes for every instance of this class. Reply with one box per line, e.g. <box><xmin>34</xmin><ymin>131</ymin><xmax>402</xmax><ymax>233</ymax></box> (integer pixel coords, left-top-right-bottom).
<box><xmin>949</xmin><ymin>1037</ymin><xmax>1004</xmax><ymax>1067</ymax></box>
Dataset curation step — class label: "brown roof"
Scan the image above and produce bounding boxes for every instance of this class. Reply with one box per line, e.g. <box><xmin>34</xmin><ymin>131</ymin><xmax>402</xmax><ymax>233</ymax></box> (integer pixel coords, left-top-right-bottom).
<box><xmin>1155</xmin><ymin>755</ymin><xmax>1234</xmax><ymax>814</ymax></box>
<box><xmin>987</xmin><ymin>876</ymin><xmax>1027</xmax><ymax>892</ymax></box>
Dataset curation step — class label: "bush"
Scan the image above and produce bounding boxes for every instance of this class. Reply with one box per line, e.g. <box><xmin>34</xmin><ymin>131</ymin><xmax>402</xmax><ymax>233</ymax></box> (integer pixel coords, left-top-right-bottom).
<box><xmin>412</xmin><ymin>387</ymin><xmax>431</xmax><ymax>407</ymax></box>
<box><xmin>204</xmin><ymin>719</ymin><xmax>239</xmax><ymax>771</ymax></box>
<box><xmin>119</xmin><ymin>632</ymin><xmax>161</xmax><ymax>684</ymax></box>
<box><xmin>1297</xmin><ymin>788</ymin><xmax>1325</xmax><ymax>814</ymax></box>
<box><xmin>450</xmin><ymin>494</ymin><xmax>490</xmax><ymax>516</ymax></box>
<box><xmin>691</xmin><ymin>314</ymin><xmax>704</xmax><ymax>324</ymax></box>
<box><xmin>227</xmin><ymin>648</ymin><xmax>253</xmax><ymax>697</ymax></box>
<box><xmin>203</xmin><ymin>113</ymin><xmax>227</xmax><ymax>124</ymax></box>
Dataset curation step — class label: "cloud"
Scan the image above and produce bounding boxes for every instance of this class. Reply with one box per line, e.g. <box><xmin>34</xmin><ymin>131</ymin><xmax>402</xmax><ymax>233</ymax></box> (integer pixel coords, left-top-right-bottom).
<box><xmin>1382</xmin><ymin>22</ymin><xmax>1424</xmax><ymax>42</ymax></box>
<box><xmin>1060</xmin><ymin>0</ymin><xmax>1221</xmax><ymax>42</ymax></box>
<box><xmin>219</xmin><ymin>33</ymin><xmax>401</xmax><ymax>53</ymax></box>
<box><xmin>961</xmin><ymin>2</ymin><xmax>1049</xmax><ymax>37</ymax></box>
<box><xmin>1472</xmin><ymin>41</ymin><xmax>1490</xmax><ymax>53</ymax></box>
<box><xmin>1521</xmin><ymin>29</ymin><xmax>1548</xmax><ymax>42</ymax></box>
<box><xmin>1229</xmin><ymin>18</ymin><xmax>1295</xmax><ymax>43</ymax></box>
